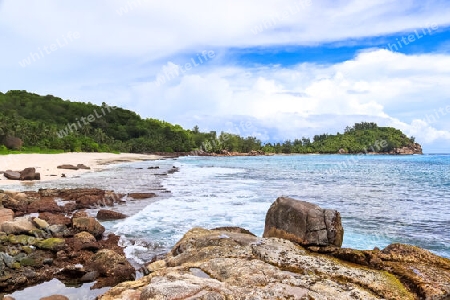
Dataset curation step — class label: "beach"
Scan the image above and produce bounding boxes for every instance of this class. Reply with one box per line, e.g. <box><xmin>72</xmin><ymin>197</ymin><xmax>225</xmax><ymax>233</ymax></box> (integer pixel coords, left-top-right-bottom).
<box><xmin>0</xmin><ymin>152</ymin><xmax>161</xmax><ymax>186</ymax></box>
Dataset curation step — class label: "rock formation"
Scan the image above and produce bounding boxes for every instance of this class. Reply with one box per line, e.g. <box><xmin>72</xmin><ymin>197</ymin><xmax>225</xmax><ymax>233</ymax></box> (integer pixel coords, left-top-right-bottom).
<box><xmin>99</xmin><ymin>227</ymin><xmax>450</xmax><ymax>300</ymax></box>
<box><xmin>391</xmin><ymin>143</ymin><xmax>423</xmax><ymax>155</ymax></box>
<box><xmin>263</xmin><ymin>197</ymin><xmax>344</xmax><ymax>247</ymax></box>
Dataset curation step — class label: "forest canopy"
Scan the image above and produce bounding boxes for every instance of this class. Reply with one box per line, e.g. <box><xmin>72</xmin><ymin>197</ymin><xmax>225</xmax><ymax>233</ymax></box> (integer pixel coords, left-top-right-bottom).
<box><xmin>0</xmin><ymin>90</ymin><xmax>415</xmax><ymax>154</ymax></box>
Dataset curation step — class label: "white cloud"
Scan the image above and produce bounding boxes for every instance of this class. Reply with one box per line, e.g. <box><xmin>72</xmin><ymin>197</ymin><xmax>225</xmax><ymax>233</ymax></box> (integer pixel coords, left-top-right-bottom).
<box><xmin>1</xmin><ymin>1</ymin><xmax>450</xmax><ymax>152</ymax></box>
<box><xmin>125</xmin><ymin>49</ymin><xmax>450</xmax><ymax>152</ymax></box>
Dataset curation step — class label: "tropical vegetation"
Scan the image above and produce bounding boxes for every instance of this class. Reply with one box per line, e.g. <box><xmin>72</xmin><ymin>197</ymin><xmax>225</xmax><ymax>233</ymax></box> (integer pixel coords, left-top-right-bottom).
<box><xmin>0</xmin><ymin>90</ymin><xmax>415</xmax><ymax>154</ymax></box>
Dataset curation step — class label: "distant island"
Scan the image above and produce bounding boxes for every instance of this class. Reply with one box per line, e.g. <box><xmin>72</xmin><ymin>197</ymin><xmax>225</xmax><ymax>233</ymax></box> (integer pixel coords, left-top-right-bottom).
<box><xmin>0</xmin><ymin>90</ymin><xmax>421</xmax><ymax>155</ymax></box>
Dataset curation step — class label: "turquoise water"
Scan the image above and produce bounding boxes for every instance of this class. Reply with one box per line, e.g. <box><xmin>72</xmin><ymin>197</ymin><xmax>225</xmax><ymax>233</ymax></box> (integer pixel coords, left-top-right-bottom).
<box><xmin>112</xmin><ymin>154</ymin><xmax>450</xmax><ymax>261</ymax></box>
<box><xmin>5</xmin><ymin>154</ymin><xmax>450</xmax><ymax>299</ymax></box>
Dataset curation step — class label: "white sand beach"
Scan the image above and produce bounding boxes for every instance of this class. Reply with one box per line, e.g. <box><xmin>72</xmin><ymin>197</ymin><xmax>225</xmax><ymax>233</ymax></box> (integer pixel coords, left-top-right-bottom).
<box><xmin>0</xmin><ymin>152</ymin><xmax>161</xmax><ymax>185</ymax></box>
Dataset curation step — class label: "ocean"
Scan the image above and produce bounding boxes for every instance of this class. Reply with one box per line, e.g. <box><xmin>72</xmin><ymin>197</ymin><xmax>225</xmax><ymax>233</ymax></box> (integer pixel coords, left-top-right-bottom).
<box><xmin>107</xmin><ymin>154</ymin><xmax>450</xmax><ymax>263</ymax></box>
<box><xmin>6</xmin><ymin>154</ymin><xmax>450</xmax><ymax>299</ymax></box>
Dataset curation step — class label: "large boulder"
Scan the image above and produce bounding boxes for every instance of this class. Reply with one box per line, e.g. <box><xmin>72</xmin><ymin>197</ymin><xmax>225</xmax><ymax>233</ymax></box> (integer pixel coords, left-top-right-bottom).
<box><xmin>72</xmin><ymin>217</ymin><xmax>105</xmax><ymax>239</ymax></box>
<box><xmin>263</xmin><ymin>197</ymin><xmax>343</xmax><ymax>247</ymax></box>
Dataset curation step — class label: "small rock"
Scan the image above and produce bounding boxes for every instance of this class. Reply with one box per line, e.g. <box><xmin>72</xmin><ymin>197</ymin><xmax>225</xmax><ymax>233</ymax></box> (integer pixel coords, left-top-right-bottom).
<box><xmin>57</xmin><ymin>164</ymin><xmax>79</xmax><ymax>170</ymax></box>
<box><xmin>3</xmin><ymin>170</ymin><xmax>21</xmax><ymax>180</ymax></box>
<box><xmin>96</xmin><ymin>209</ymin><xmax>127</xmax><ymax>221</ymax></box>
<box><xmin>32</xmin><ymin>217</ymin><xmax>49</xmax><ymax>229</ymax></box>
<box><xmin>127</xmin><ymin>193</ymin><xmax>156</xmax><ymax>200</ymax></box>
<box><xmin>80</xmin><ymin>270</ymin><xmax>99</xmax><ymax>282</ymax></box>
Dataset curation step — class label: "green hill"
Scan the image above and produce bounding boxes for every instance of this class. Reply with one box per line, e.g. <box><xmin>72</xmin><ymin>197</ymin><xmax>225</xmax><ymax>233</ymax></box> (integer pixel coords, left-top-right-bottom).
<box><xmin>0</xmin><ymin>90</ymin><xmax>417</xmax><ymax>154</ymax></box>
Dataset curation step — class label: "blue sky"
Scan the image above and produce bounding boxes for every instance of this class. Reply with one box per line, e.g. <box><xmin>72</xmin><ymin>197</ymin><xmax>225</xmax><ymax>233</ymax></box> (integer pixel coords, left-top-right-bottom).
<box><xmin>1</xmin><ymin>0</ymin><xmax>450</xmax><ymax>152</ymax></box>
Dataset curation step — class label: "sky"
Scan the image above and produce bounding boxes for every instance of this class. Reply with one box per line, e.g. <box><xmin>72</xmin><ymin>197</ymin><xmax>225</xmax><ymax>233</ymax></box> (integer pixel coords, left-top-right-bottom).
<box><xmin>1</xmin><ymin>0</ymin><xmax>450</xmax><ymax>152</ymax></box>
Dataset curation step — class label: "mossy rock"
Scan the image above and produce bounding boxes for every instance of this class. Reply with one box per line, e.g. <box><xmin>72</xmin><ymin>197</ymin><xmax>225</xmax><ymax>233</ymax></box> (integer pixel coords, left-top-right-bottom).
<box><xmin>21</xmin><ymin>246</ymin><xmax>34</xmax><ymax>254</ymax></box>
<box><xmin>12</xmin><ymin>262</ymin><xmax>21</xmax><ymax>269</ymax></box>
<box><xmin>36</xmin><ymin>238</ymin><xmax>65</xmax><ymax>251</ymax></box>
<box><xmin>19</xmin><ymin>257</ymin><xmax>35</xmax><ymax>267</ymax></box>
<box><xmin>0</xmin><ymin>233</ymin><xmax>8</xmax><ymax>243</ymax></box>
<box><xmin>8</xmin><ymin>234</ymin><xmax>38</xmax><ymax>246</ymax></box>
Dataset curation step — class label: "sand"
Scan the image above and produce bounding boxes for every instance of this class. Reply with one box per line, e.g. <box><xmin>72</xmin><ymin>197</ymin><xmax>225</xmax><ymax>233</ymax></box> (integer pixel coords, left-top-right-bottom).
<box><xmin>0</xmin><ymin>152</ymin><xmax>161</xmax><ymax>185</ymax></box>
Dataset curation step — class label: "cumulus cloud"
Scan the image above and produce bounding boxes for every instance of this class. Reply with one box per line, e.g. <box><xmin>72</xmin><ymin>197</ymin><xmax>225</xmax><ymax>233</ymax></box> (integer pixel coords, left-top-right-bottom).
<box><xmin>1</xmin><ymin>1</ymin><xmax>450</xmax><ymax>152</ymax></box>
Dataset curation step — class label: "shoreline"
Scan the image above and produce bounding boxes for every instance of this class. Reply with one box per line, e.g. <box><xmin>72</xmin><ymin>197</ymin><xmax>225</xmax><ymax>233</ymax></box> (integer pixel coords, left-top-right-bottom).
<box><xmin>0</xmin><ymin>152</ymin><xmax>162</xmax><ymax>186</ymax></box>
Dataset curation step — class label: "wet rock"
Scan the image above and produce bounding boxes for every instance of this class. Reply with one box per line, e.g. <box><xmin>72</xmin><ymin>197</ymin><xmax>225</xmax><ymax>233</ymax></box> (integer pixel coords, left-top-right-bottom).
<box><xmin>96</xmin><ymin>209</ymin><xmax>127</xmax><ymax>221</ymax></box>
<box><xmin>72</xmin><ymin>217</ymin><xmax>105</xmax><ymax>239</ymax></box>
<box><xmin>263</xmin><ymin>197</ymin><xmax>344</xmax><ymax>247</ymax></box>
<box><xmin>127</xmin><ymin>193</ymin><xmax>156</xmax><ymax>199</ymax></box>
<box><xmin>1</xmin><ymin>217</ymin><xmax>36</xmax><ymax>234</ymax></box>
<box><xmin>80</xmin><ymin>270</ymin><xmax>99</xmax><ymax>283</ymax></box>
<box><xmin>88</xmin><ymin>249</ymin><xmax>135</xmax><ymax>288</ymax></box>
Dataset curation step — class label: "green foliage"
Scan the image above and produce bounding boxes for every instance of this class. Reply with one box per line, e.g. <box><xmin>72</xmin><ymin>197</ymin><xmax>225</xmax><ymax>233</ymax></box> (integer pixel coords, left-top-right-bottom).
<box><xmin>0</xmin><ymin>91</ymin><xmax>416</xmax><ymax>155</ymax></box>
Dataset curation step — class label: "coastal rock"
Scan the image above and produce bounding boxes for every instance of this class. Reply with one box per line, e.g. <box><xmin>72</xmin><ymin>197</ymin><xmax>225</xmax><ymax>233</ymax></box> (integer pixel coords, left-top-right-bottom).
<box><xmin>99</xmin><ymin>227</ymin><xmax>434</xmax><ymax>300</ymax></box>
<box><xmin>19</xmin><ymin>167</ymin><xmax>40</xmax><ymax>181</ymax></box>
<box><xmin>72</xmin><ymin>217</ymin><xmax>105</xmax><ymax>239</ymax></box>
<box><xmin>263</xmin><ymin>197</ymin><xmax>344</xmax><ymax>247</ymax></box>
<box><xmin>76</xmin><ymin>164</ymin><xmax>90</xmax><ymax>170</ymax></box>
<box><xmin>57</xmin><ymin>164</ymin><xmax>79</xmax><ymax>170</ymax></box>
<box><xmin>58</xmin><ymin>188</ymin><xmax>123</xmax><ymax>208</ymax></box>
<box><xmin>73</xmin><ymin>231</ymin><xmax>98</xmax><ymax>251</ymax></box>
<box><xmin>127</xmin><ymin>193</ymin><xmax>156</xmax><ymax>200</ymax></box>
<box><xmin>0</xmin><ymin>208</ymin><xmax>14</xmax><ymax>225</ymax></box>
<box><xmin>35</xmin><ymin>238</ymin><xmax>66</xmax><ymax>251</ymax></box>
<box><xmin>88</xmin><ymin>249</ymin><xmax>135</xmax><ymax>288</ymax></box>
<box><xmin>3</xmin><ymin>170</ymin><xmax>20</xmax><ymax>180</ymax></box>
<box><xmin>1</xmin><ymin>217</ymin><xmax>36</xmax><ymax>234</ymax></box>
<box><xmin>391</xmin><ymin>143</ymin><xmax>423</xmax><ymax>155</ymax></box>
<box><xmin>28</xmin><ymin>198</ymin><xmax>62</xmax><ymax>214</ymax></box>
<box><xmin>38</xmin><ymin>212</ymin><xmax>71</xmax><ymax>226</ymax></box>
<box><xmin>32</xmin><ymin>217</ymin><xmax>49</xmax><ymax>229</ymax></box>
<box><xmin>96</xmin><ymin>209</ymin><xmax>127</xmax><ymax>221</ymax></box>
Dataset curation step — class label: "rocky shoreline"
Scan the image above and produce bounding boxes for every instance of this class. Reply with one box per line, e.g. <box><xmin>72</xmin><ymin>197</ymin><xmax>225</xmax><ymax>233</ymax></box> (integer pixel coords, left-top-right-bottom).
<box><xmin>0</xmin><ymin>188</ymin><xmax>136</xmax><ymax>295</ymax></box>
<box><xmin>1</xmin><ymin>171</ymin><xmax>448</xmax><ymax>298</ymax></box>
<box><xmin>100</xmin><ymin>197</ymin><xmax>449</xmax><ymax>300</ymax></box>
